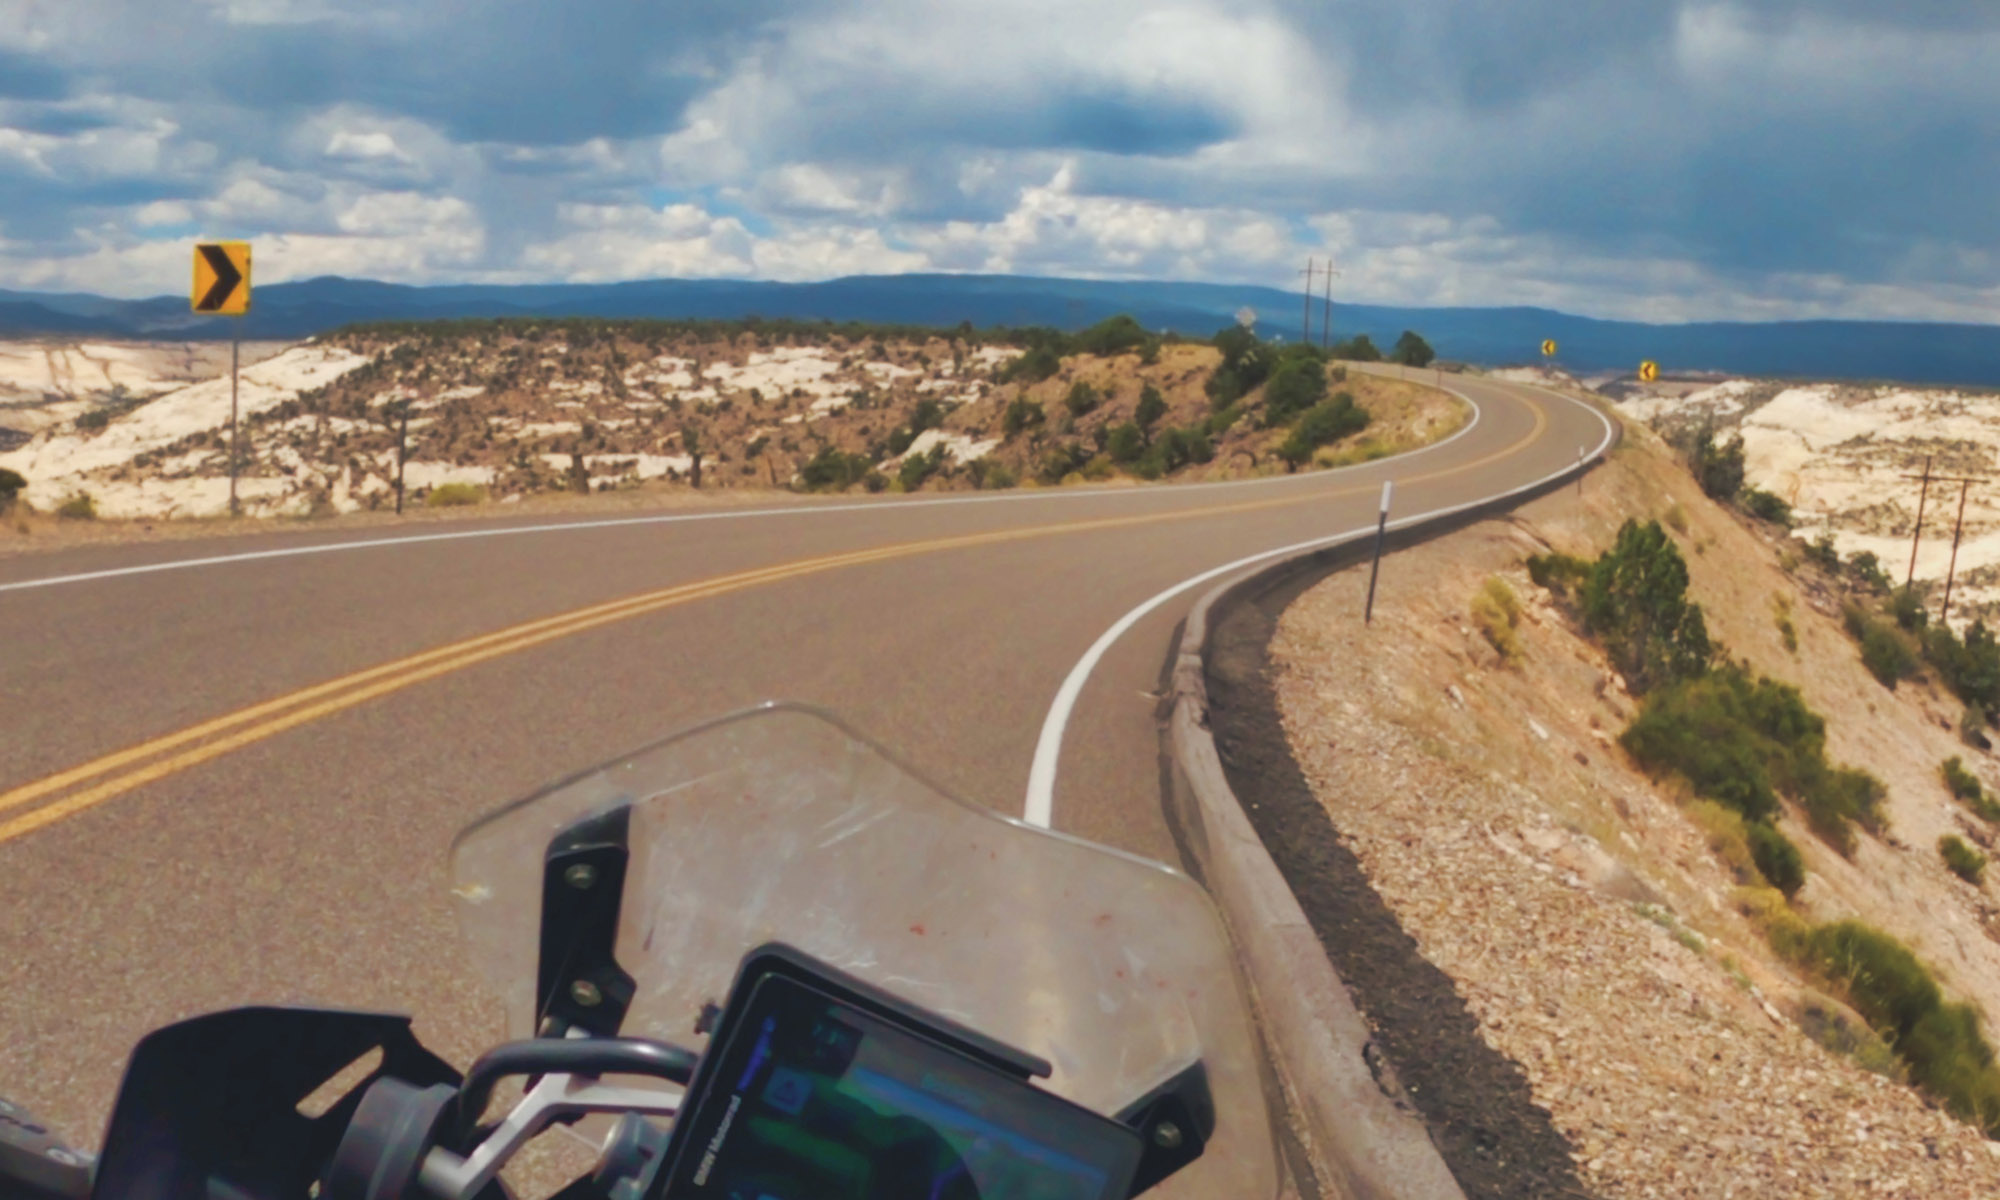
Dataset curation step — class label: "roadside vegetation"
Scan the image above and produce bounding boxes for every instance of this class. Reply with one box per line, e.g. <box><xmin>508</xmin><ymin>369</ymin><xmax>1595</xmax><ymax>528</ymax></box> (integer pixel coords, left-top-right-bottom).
<box><xmin>1528</xmin><ymin>512</ymin><xmax>2000</xmax><ymax>1132</ymax></box>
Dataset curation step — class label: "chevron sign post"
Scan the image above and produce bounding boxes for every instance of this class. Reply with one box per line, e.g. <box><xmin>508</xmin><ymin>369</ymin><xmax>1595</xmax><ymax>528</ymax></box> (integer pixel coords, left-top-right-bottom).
<box><xmin>192</xmin><ymin>242</ymin><xmax>252</xmax><ymax>514</ymax></box>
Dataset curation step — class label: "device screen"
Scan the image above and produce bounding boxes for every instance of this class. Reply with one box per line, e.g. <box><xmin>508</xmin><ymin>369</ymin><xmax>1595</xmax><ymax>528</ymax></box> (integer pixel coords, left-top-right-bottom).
<box><xmin>658</xmin><ymin>974</ymin><xmax>1141</xmax><ymax>1200</ymax></box>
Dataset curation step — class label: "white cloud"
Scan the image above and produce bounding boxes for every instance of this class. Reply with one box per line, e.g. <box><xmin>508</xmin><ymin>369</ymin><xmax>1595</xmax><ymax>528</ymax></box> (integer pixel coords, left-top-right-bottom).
<box><xmin>324</xmin><ymin>130</ymin><xmax>411</xmax><ymax>164</ymax></box>
<box><xmin>334</xmin><ymin>192</ymin><xmax>477</xmax><ymax>237</ymax></box>
<box><xmin>1</xmin><ymin>0</ymin><xmax>1997</xmax><ymax>324</ymax></box>
<box><xmin>133</xmin><ymin>200</ymin><xmax>192</xmax><ymax>227</ymax></box>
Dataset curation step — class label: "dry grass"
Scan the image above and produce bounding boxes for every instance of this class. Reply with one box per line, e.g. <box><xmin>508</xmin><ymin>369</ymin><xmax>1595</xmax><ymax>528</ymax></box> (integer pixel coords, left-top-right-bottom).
<box><xmin>1469</xmin><ymin>575</ymin><xmax>1524</xmax><ymax>664</ymax></box>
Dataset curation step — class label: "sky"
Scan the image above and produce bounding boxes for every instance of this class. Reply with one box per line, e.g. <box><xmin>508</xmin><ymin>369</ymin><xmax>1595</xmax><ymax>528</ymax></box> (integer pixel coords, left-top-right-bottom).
<box><xmin>2</xmin><ymin>0</ymin><xmax>1996</xmax><ymax>323</ymax></box>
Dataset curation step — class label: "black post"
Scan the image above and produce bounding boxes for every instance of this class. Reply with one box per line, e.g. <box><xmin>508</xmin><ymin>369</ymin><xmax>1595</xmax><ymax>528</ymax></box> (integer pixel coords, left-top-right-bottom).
<box><xmin>227</xmin><ymin>330</ymin><xmax>240</xmax><ymax>516</ymax></box>
<box><xmin>395</xmin><ymin>400</ymin><xmax>410</xmax><ymax>515</ymax></box>
<box><xmin>1364</xmin><ymin>480</ymin><xmax>1393</xmax><ymax>625</ymax></box>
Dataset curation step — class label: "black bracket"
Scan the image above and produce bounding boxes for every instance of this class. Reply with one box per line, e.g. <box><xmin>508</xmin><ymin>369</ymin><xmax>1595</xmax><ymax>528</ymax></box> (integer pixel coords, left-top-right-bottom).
<box><xmin>536</xmin><ymin>804</ymin><xmax>638</xmax><ymax>1038</ymax></box>
<box><xmin>1115</xmin><ymin>1061</ymin><xmax>1213</xmax><ymax>1198</ymax></box>
<box><xmin>90</xmin><ymin>1007</ymin><xmax>460</xmax><ymax>1200</ymax></box>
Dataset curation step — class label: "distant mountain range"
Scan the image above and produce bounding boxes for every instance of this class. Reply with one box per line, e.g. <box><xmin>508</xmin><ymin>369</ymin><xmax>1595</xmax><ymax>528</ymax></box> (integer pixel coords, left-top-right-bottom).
<box><xmin>3</xmin><ymin>273</ymin><xmax>1997</xmax><ymax>387</ymax></box>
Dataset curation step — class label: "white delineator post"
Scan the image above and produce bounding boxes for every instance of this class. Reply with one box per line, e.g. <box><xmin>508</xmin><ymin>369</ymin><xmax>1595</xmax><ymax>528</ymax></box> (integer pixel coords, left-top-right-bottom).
<box><xmin>1364</xmin><ymin>479</ymin><xmax>1393</xmax><ymax>625</ymax></box>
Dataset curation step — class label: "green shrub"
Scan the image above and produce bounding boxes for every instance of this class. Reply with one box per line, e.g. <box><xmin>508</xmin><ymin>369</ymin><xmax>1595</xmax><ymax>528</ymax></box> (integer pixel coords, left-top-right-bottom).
<box><xmin>1580</xmin><ymin>519</ymin><xmax>1713</xmax><ymax>693</ymax></box>
<box><xmin>1747</xmin><ymin>823</ymin><xmax>1806</xmax><ymax>898</ymax></box>
<box><xmin>425</xmin><ymin>482</ymin><xmax>487</xmax><ymax>507</ymax></box>
<box><xmin>56</xmin><ymin>492</ymin><xmax>97</xmax><ymax>520</ymax></box>
<box><xmin>897</xmin><ymin>446</ymin><xmax>948</xmax><ymax>491</ymax></box>
<box><xmin>1525</xmin><ymin>551</ymin><xmax>1592</xmax><ymax>593</ymax></box>
<box><xmin>1944</xmin><ymin>757</ymin><xmax>1987</xmax><ymax>805</ymax></box>
<box><xmin>1037</xmin><ymin>442</ymin><xmax>1088</xmax><ymax>485</ymax></box>
<box><xmin>1890</xmin><ymin>586</ymin><xmax>1928</xmax><ymax>632</ymax></box>
<box><xmin>1133</xmin><ymin>427</ymin><xmax>1212</xmax><ymax>480</ymax></box>
<box><xmin>1261</xmin><ymin>358</ymin><xmax>1327</xmax><ymax>426</ymax></box>
<box><xmin>1106</xmin><ymin>423</ymin><xmax>1145</xmax><ymax>465</ymax></box>
<box><xmin>1859</xmin><ymin>621</ymin><xmax>1919</xmax><ymax>688</ymax></box>
<box><xmin>1808</xmin><ymin>921</ymin><xmax>1941</xmax><ymax>1042</ymax></box>
<box><xmin>1064</xmin><ymin>381</ymin><xmax>1100</xmax><ymax>417</ymax></box>
<box><xmin>1966</xmin><ymin>705</ymin><xmax>1994</xmax><ymax>752</ymax></box>
<box><xmin>1330</xmin><ymin>334</ymin><xmax>1382</xmax><ymax>362</ymax></box>
<box><xmin>1925</xmin><ymin>620</ymin><xmax>2000</xmax><ymax>716</ymax></box>
<box><xmin>1206</xmin><ymin>326</ymin><xmax>1273</xmax><ymax>410</ymax></box>
<box><xmin>0</xmin><ymin>467</ymin><xmax>23</xmax><ymax>510</ymax></box>
<box><xmin>1794</xmin><ymin>992</ymin><xmax>1905</xmax><ymax>1080</ymax></box>
<box><xmin>1688</xmin><ymin>801</ymin><xmax>1762</xmax><ymax>885</ymax></box>
<box><xmin>1203</xmin><ymin>404</ymin><xmax>1243</xmax><ymax>437</ymax></box>
<box><xmin>1941</xmin><ymin>835</ymin><xmax>1988</xmax><ymax>885</ymax></box>
<box><xmin>1068</xmin><ymin>314</ymin><xmax>1149</xmax><ymax>357</ymax></box>
<box><xmin>1134</xmin><ymin>383</ymin><xmax>1167</xmax><ymax>431</ymax></box>
<box><xmin>1680</xmin><ymin>416</ymin><xmax>1745</xmax><ymax>500</ymax></box>
<box><xmin>1389</xmin><ymin>330</ymin><xmax>1435</xmax><ymax>367</ymax></box>
<box><xmin>1470</xmin><ymin>577</ymin><xmax>1524</xmax><ymax>664</ymax></box>
<box><xmin>1847</xmin><ymin>550</ymin><xmax>1891</xmax><ymax>592</ymax></box>
<box><xmin>1001</xmin><ymin>397</ymin><xmax>1046</xmax><ymax>437</ymax></box>
<box><xmin>967</xmin><ymin>459</ymin><xmax>1016</xmax><ymax>490</ymax></box>
<box><xmin>799</xmin><ymin>446</ymin><xmax>876</xmax><ymax>491</ymax></box>
<box><xmin>1276</xmin><ymin>393</ymin><xmax>1370</xmax><ymax>468</ymax></box>
<box><xmin>1000</xmin><ymin>346</ymin><xmax>1060</xmax><ymax>385</ymax></box>
<box><xmin>1795</xmin><ymin>762</ymin><xmax>1885</xmax><ymax>858</ymax></box>
<box><xmin>1623</xmin><ymin>664</ymin><xmax>1879</xmax><ymax>855</ymax></box>
<box><xmin>1623</xmin><ymin>670</ymin><xmax>1786</xmax><ymax>822</ymax></box>
<box><xmin>1802</xmin><ymin>921</ymin><xmax>2000</xmax><ymax>1133</ymax></box>
<box><xmin>1803</xmin><ymin>532</ymin><xmax>1840</xmax><ymax>570</ymax></box>
<box><xmin>1740</xmin><ymin>487</ymin><xmax>1793</xmax><ymax>526</ymax></box>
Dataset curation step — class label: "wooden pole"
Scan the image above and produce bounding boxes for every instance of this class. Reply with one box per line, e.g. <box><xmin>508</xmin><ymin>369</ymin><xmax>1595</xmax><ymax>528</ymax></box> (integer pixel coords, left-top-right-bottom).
<box><xmin>1941</xmin><ymin>479</ymin><xmax>1972</xmax><ymax>625</ymax></box>
<box><xmin>1906</xmin><ymin>455</ymin><xmax>1933</xmax><ymax>588</ymax></box>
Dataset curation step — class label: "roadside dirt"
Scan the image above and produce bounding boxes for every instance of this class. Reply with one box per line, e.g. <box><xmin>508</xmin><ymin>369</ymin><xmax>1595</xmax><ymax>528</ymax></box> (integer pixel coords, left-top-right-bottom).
<box><xmin>1256</xmin><ymin>423</ymin><xmax>2000</xmax><ymax>1196</ymax></box>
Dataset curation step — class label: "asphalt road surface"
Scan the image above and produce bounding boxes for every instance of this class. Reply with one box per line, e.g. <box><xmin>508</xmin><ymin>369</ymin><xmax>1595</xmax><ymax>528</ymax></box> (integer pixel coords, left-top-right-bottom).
<box><xmin>0</xmin><ymin>369</ymin><xmax>1610</xmax><ymax>1173</ymax></box>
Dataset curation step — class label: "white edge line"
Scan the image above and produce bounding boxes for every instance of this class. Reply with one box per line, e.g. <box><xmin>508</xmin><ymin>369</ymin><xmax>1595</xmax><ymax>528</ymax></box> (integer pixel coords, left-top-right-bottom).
<box><xmin>1023</xmin><ymin>381</ymin><xmax>1615</xmax><ymax>827</ymax></box>
<box><xmin>0</xmin><ymin>372</ymin><xmax>1484</xmax><ymax>596</ymax></box>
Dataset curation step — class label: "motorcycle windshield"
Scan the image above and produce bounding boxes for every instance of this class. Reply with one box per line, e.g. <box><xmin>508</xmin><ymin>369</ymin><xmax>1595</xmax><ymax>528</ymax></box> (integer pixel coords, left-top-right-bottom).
<box><xmin>449</xmin><ymin>703</ymin><xmax>1277</xmax><ymax>1197</ymax></box>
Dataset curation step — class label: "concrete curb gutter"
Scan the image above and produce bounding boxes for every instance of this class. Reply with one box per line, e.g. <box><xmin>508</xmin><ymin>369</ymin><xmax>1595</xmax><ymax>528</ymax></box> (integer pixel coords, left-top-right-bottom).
<box><xmin>1161</xmin><ymin>384</ymin><xmax>1624</xmax><ymax>1200</ymax></box>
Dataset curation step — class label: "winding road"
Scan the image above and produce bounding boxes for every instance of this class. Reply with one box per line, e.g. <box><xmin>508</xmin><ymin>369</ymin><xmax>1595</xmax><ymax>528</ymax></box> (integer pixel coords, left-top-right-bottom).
<box><xmin>0</xmin><ymin>367</ymin><xmax>1610</xmax><ymax>1167</ymax></box>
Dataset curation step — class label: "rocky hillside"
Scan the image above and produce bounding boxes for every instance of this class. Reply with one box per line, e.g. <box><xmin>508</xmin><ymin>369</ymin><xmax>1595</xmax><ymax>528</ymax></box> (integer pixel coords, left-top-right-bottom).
<box><xmin>1272</xmin><ymin>417</ymin><xmax>2000</xmax><ymax>1196</ymax></box>
<box><xmin>0</xmin><ymin>319</ymin><xmax>1460</xmax><ymax>521</ymax></box>
<box><xmin>0</xmin><ymin>340</ymin><xmax>289</xmax><ymax>449</ymax></box>
<box><xmin>1586</xmin><ymin>371</ymin><xmax>2000</xmax><ymax>628</ymax></box>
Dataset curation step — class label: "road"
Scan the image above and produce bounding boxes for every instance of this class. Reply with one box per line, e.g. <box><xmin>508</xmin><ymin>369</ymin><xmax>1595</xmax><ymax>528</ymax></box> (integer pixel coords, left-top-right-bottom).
<box><xmin>0</xmin><ymin>369</ymin><xmax>1609</xmax><ymax>1166</ymax></box>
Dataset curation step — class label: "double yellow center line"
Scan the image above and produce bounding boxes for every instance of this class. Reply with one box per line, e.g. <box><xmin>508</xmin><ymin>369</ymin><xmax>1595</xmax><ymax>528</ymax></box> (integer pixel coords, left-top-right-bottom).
<box><xmin>0</xmin><ymin>490</ymin><xmax>1322</xmax><ymax>844</ymax></box>
<box><xmin>0</xmin><ymin>386</ymin><xmax>1549</xmax><ymax>846</ymax></box>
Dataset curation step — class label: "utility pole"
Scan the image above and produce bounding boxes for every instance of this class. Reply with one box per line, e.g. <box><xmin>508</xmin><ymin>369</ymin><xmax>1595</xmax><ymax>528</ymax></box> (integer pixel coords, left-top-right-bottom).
<box><xmin>1896</xmin><ymin>459</ymin><xmax>1986</xmax><ymax>622</ymax></box>
<box><xmin>1902</xmin><ymin>456</ymin><xmax>1934</xmax><ymax>589</ymax></box>
<box><xmin>1298</xmin><ymin>258</ymin><xmax>1318</xmax><ymax>346</ymax></box>
<box><xmin>1941</xmin><ymin>479</ymin><xmax>1975</xmax><ymax>625</ymax></box>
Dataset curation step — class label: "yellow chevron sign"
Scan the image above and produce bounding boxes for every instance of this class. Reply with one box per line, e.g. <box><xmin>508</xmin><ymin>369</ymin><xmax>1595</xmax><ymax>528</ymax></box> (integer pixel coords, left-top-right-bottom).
<box><xmin>1541</xmin><ymin>339</ymin><xmax>1557</xmax><ymax>357</ymax></box>
<box><xmin>192</xmin><ymin>242</ymin><xmax>251</xmax><ymax>315</ymax></box>
<box><xmin>1639</xmin><ymin>360</ymin><xmax>1660</xmax><ymax>383</ymax></box>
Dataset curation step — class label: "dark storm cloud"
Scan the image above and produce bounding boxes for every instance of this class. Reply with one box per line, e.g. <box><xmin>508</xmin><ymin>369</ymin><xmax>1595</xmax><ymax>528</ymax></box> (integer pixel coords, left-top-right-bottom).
<box><xmin>2</xmin><ymin>0</ymin><xmax>1995</xmax><ymax>316</ymax></box>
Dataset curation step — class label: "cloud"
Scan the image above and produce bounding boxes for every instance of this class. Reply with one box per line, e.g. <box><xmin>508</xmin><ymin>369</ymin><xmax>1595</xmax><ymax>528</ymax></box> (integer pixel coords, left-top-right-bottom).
<box><xmin>0</xmin><ymin>0</ymin><xmax>1993</xmax><ymax>325</ymax></box>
